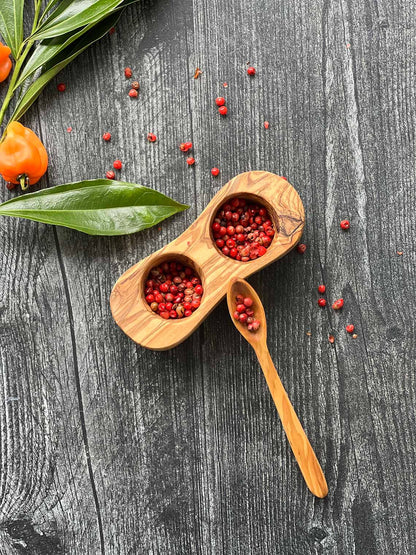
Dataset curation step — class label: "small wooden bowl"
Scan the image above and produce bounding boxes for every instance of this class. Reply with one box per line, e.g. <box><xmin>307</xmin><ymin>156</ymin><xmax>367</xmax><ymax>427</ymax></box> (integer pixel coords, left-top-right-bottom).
<box><xmin>110</xmin><ymin>171</ymin><xmax>305</xmax><ymax>350</ymax></box>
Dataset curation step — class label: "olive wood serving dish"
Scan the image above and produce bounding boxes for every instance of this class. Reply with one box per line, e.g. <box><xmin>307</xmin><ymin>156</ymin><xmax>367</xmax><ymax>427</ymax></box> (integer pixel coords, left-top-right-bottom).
<box><xmin>110</xmin><ymin>171</ymin><xmax>305</xmax><ymax>350</ymax></box>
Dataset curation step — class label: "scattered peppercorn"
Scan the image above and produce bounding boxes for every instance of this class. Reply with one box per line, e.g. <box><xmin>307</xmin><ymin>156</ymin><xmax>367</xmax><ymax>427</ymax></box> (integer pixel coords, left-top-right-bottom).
<box><xmin>297</xmin><ymin>243</ymin><xmax>307</xmax><ymax>254</ymax></box>
<box><xmin>346</xmin><ymin>324</ymin><xmax>355</xmax><ymax>333</ymax></box>
<box><xmin>144</xmin><ymin>261</ymin><xmax>202</xmax><ymax>319</ymax></box>
<box><xmin>186</xmin><ymin>157</ymin><xmax>195</xmax><ymax>165</ymax></box>
<box><xmin>211</xmin><ymin>167</ymin><xmax>220</xmax><ymax>176</ymax></box>
<box><xmin>218</xmin><ymin>106</ymin><xmax>228</xmax><ymax>116</ymax></box>
<box><xmin>106</xmin><ymin>170</ymin><xmax>115</xmax><ymax>179</ymax></box>
<box><xmin>318</xmin><ymin>298</ymin><xmax>326</xmax><ymax>307</ymax></box>
<box><xmin>147</xmin><ymin>133</ymin><xmax>157</xmax><ymax>142</ymax></box>
<box><xmin>318</xmin><ymin>284</ymin><xmax>326</xmax><ymax>294</ymax></box>
<box><xmin>179</xmin><ymin>142</ymin><xmax>192</xmax><ymax>152</ymax></box>
<box><xmin>340</xmin><ymin>219</ymin><xmax>350</xmax><ymax>230</ymax></box>
<box><xmin>57</xmin><ymin>83</ymin><xmax>66</xmax><ymax>92</ymax></box>
<box><xmin>215</xmin><ymin>97</ymin><xmax>226</xmax><ymax>106</ymax></box>
<box><xmin>128</xmin><ymin>89</ymin><xmax>138</xmax><ymax>98</ymax></box>
<box><xmin>328</xmin><ymin>335</ymin><xmax>335</xmax><ymax>344</ymax></box>
<box><xmin>247</xmin><ymin>66</ymin><xmax>256</xmax><ymax>75</ymax></box>
<box><xmin>352</xmin><ymin>333</ymin><xmax>358</xmax><ymax>339</ymax></box>
<box><xmin>212</xmin><ymin>198</ymin><xmax>275</xmax><ymax>261</ymax></box>
<box><xmin>66</xmin><ymin>127</ymin><xmax>72</xmax><ymax>133</ymax></box>
<box><xmin>131</xmin><ymin>81</ymin><xmax>140</xmax><ymax>90</ymax></box>
<box><xmin>102</xmin><ymin>132</ymin><xmax>111</xmax><ymax>142</ymax></box>
<box><xmin>113</xmin><ymin>160</ymin><xmax>122</xmax><ymax>170</ymax></box>
<box><xmin>332</xmin><ymin>298</ymin><xmax>344</xmax><ymax>310</ymax></box>
<box><xmin>193</xmin><ymin>67</ymin><xmax>202</xmax><ymax>79</ymax></box>
<box><xmin>264</xmin><ymin>121</ymin><xmax>269</xmax><ymax>129</ymax></box>
<box><xmin>124</xmin><ymin>67</ymin><xmax>132</xmax><ymax>78</ymax></box>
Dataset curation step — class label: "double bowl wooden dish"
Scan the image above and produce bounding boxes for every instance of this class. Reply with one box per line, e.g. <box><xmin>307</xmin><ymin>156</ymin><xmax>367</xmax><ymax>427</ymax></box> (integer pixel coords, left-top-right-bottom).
<box><xmin>110</xmin><ymin>171</ymin><xmax>305</xmax><ymax>350</ymax></box>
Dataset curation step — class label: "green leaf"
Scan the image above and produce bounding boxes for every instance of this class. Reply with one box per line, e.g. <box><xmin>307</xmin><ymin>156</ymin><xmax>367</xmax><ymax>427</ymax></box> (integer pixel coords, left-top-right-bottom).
<box><xmin>32</xmin><ymin>0</ymin><xmax>124</xmax><ymax>40</ymax></box>
<box><xmin>0</xmin><ymin>180</ymin><xmax>189</xmax><ymax>235</ymax></box>
<box><xmin>10</xmin><ymin>12</ymin><xmax>121</xmax><ymax>122</ymax></box>
<box><xmin>0</xmin><ymin>0</ymin><xmax>25</xmax><ymax>58</ymax></box>
<box><xmin>16</xmin><ymin>0</ymin><xmax>137</xmax><ymax>86</ymax></box>
<box><xmin>16</xmin><ymin>22</ymin><xmax>99</xmax><ymax>86</ymax></box>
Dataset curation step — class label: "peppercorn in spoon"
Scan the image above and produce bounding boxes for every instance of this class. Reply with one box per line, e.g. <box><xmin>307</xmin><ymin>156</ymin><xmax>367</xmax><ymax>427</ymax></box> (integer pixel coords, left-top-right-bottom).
<box><xmin>227</xmin><ymin>278</ymin><xmax>328</xmax><ymax>498</ymax></box>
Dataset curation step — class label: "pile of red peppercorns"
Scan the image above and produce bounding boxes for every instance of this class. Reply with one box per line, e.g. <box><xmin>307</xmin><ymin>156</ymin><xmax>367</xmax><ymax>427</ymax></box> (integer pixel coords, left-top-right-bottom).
<box><xmin>233</xmin><ymin>295</ymin><xmax>260</xmax><ymax>332</ymax></box>
<box><xmin>212</xmin><ymin>197</ymin><xmax>275</xmax><ymax>261</ymax></box>
<box><xmin>144</xmin><ymin>261</ymin><xmax>203</xmax><ymax>319</ymax></box>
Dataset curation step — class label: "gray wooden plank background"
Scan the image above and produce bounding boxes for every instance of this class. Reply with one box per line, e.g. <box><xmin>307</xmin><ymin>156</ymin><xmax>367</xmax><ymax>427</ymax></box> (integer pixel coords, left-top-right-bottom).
<box><xmin>1</xmin><ymin>0</ymin><xmax>415</xmax><ymax>553</ymax></box>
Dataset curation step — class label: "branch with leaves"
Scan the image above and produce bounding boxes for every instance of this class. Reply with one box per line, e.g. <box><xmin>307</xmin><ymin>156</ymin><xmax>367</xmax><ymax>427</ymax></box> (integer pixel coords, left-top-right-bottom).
<box><xmin>0</xmin><ymin>0</ymin><xmax>136</xmax><ymax>129</ymax></box>
<box><xmin>0</xmin><ymin>1</ymin><xmax>190</xmax><ymax>235</ymax></box>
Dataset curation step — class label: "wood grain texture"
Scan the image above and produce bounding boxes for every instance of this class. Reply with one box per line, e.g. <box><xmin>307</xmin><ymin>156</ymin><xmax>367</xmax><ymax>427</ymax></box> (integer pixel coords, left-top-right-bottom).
<box><xmin>1</xmin><ymin>0</ymin><xmax>416</xmax><ymax>553</ymax></box>
<box><xmin>111</xmin><ymin>171</ymin><xmax>304</xmax><ymax>349</ymax></box>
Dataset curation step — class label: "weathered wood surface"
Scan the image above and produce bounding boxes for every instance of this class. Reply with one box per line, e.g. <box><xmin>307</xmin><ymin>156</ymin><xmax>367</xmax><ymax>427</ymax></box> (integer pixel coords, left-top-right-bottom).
<box><xmin>0</xmin><ymin>0</ymin><xmax>415</xmax><ymax>553</ymax></box>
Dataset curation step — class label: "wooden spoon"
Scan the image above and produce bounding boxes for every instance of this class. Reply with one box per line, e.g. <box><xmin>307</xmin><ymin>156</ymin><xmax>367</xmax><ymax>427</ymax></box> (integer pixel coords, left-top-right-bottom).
<box><xmin>227</xmin><ymin>278</ymin><xmax>328</xmax><ymax>498</ymax></box>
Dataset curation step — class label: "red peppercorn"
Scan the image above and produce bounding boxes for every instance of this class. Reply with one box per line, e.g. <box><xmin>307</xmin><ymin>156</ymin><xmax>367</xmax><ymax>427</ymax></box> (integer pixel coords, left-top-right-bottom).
<box><xmin>124</xmin><ymin>67</ymin><xmax>132</xmax><ymax>78</ymax></box>
<box><xmin>247</xmin><ymin>66</ymin><xmax>256</xmax><ymax>75</ymax></box>
<box><xmin>211</xmin><ymin>167</ymin><xmax>220</xmax><ymax>176</ymax></box>
<box><xmin>147</xmin><ymin>133</ymin><xmax>157</xmax><ymax>142</ymax></box>
<box><xmin>297</xmin><ymin>243</ymin><xmax>307</xmax><ymax>254</ymax></box>
<box><xmin>332</xmin><ymin>298</ymin><xmax>344</xmax><ymax>310</ymax></box>
<box><xmin>346</xmin><ymin>324</ymin><xmax>355</xmax><ymax>333</ymax></box>
<box><xmin>57</xmin><ymin>83</ymin><xmax>66</xmax><ymax>92</ymax></box>
<box><xmin>218</xmin><ymin>106</ymin><xmax>228</xmax><ymax>116</ymax></box>
<box><xmin>243</xmin><ymin>297</ymin><xmax>253</xmax><ymax>307</ymax></box>
<box><xmin>318</xmin><ymin>285</ymin><xmax>326</xmax><ymax>294</ymax></box>
<box><xmin>340</xmin><ymin>219</ymin><xmax>350</xmax><ymax>230</ymax></box>
<box><xmin>215</xmin><ymin>97</ymin><xmax>226</xmax><ymax>106</ymax></box>
<box><xmin>236</xmin><ymin>303</ymin><xmax>246</xmax><ymax>313</ymax></box>
<box><xmin>318</xmin><ymin>298</ymin><xmax>326</xmax><ymax>307</ymax></box>
<box><xmin>239</xmin><ymin>313</ymin><xmax>248</xmax><ymax>323</ymax></box>
<box><xmin>186</xmin><ymin>157</ymin><xmax>195</xmax><ymax>166</ymax></box>
<box><xmin>131</xmin><ymin>81</ymin><xmax>140</xmax><ymax>90</ymax></box>
<box><xmin>194</xmin><ymin>285</ymin><xmax>203</xmax><ymax>295</ymax></box>
<box><xmin>264</xmin><ymin>121</ymin><xmax>269</xmax><ymax>129</ymax></box>
<box><xmin>113</xmin><ymin>159</ymin><xmax>122</xmax><ymax>170</ymax></box>
<box><xmin>106</xmin><ymin>170</ymin><xmax>115</xmax><ymax>179</ymax></box>
<box><xmin>102</xmin><ymin>132</ymin><xmax>111</xmax><ymax>141</ymax></box>
<box><xmin>185</xmin><ymin>141</ymin><xmax>192</xmax><ymax>150</ymax></box>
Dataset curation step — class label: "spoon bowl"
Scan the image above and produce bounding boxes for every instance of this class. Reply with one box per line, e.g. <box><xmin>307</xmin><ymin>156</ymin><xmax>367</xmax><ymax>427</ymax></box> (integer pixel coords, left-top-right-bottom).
<box><xmin>227</xmin><ymin>278</ymin><xmax>328</xmax><ymax>498</ymax></box>
<box><xmin>227</xmin><ymin>278</ymin><xmax>268</xmax><ymax>347</ymax></box>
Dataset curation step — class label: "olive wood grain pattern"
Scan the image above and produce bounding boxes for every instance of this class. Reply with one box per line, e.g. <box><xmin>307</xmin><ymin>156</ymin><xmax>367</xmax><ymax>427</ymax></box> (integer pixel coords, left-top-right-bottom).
<box><xmin>110</xmin><ymin>171</ymin><xmax>304</xmax><ymax>350</ymax></box>
<box><xmin>227</xmin><ymin>278</ymin><xmax>328</xmax><ymax>499</ymax></box>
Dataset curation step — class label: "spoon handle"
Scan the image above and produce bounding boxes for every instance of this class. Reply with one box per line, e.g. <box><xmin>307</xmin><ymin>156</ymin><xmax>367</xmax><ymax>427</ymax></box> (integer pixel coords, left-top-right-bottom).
<box><xmin>255</xmin><ymin>347</ymin><xmax>328</xmax><ymax>498</ymax></box>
